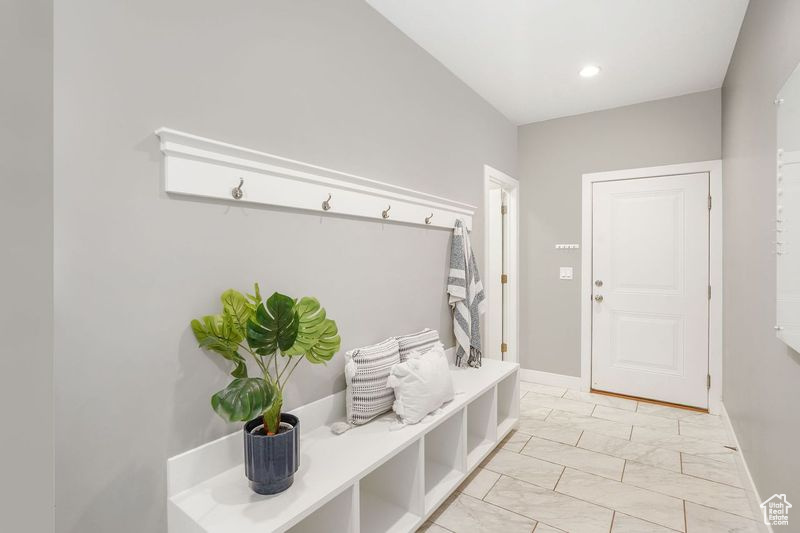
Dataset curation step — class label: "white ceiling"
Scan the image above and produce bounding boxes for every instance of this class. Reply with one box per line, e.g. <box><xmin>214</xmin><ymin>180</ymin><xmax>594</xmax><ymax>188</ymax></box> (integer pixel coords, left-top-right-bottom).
<box><xmin>366</xmin><ymin>0</ymin><xmax>749</xmax><ymax>125</ymax></box>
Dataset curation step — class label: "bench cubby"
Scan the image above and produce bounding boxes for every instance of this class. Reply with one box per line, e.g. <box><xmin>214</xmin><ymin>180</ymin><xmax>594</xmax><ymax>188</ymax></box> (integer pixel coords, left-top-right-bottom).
<box><xmin>423</xmin><ymin>408</ymin><xmax>466</xmax><ymax>512</ymax></box>
<box><xmin>497</xmin><ymin>371</ymin><xmax>520</xmax><ymax>437</ymax></box>
<box><xmin>466</xmin><ymin>387</ymin><xmax>497</xmax><ymax>469</ymax></box>
<box><xmin>286</xmin><ymin>484</ymin><xmax>358</xmax><ymax>533</ymax></box>
<box><xmin>360</xmin><ymin>440</ymin><xmax>424</xmax><ymax>533</ymax></box>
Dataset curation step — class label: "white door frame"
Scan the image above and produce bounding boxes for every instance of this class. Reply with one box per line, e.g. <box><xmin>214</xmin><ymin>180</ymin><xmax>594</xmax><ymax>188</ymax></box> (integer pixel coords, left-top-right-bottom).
<box><xmin>484</xmin><ymin>165</ymin><xmax>519</xmax><ymax>364</ymax></box>
<box><xmin>580</xmin><ymin>160</ymin><xmax>723</xmax><ymax>414</ymax></box>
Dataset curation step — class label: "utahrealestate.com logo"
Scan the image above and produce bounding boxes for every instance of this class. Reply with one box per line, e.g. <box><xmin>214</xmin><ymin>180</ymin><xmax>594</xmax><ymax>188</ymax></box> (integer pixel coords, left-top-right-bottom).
<box><xmin>761</xmin><ymin>494</ymin><xmax>792</xmax><ymax>526</ymax></box>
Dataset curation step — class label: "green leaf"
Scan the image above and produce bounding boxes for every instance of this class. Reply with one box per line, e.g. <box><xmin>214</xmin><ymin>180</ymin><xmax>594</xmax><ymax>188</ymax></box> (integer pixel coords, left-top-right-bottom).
<box><xmin>245</xmin><ymin>282</ymin><xmax>262</xmax><ymax>314</ymax></box>
<box><xmin>221</xmin><ymin>289</ymin><xmax>252</xmax><ymax>338</ymax></box>
<box><xmin>191</xmin><ymin>315</ymin><xmax>248</xmax><ymax>377</ymax></box>
<box><xmin>246</xmin><ymin>292</ymin><xmax>299</xmax><ymax>356</ymax></box>
<box><xmin>286</xmin><ymin>297</ymin><xmax>341</xmax><ymax>364</ymax></box>
<box><xmin>211</xmin><ymin>378</ymin><xmax>277</xmax><ymax>422</ymax></box>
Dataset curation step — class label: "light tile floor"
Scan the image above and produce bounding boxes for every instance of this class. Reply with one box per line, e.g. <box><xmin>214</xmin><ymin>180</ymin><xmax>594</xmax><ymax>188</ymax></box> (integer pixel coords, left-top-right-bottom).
<box><xmin>419</xmin><ymin>381</ymin><xmax>765</xmax><ymax>533</ymax></box>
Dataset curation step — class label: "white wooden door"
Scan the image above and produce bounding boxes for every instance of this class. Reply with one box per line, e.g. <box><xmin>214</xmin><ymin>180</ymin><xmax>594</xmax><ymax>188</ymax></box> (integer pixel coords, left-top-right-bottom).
<box><xmin>591</xmin><ymin>173</ymin><xmax>709</xmax><ymax>408</ymax></box>
<box><xmin>486</xmin><ymin>188</ymin><xmax>503</xmax><ymax>360</ymax></box>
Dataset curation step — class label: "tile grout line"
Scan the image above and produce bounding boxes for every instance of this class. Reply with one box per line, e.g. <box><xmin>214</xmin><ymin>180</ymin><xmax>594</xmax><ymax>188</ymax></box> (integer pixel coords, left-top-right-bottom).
<box><xmin>553</xmin><ymin>464</ymin><xmax>568</xmax><ymax>491</ymax></box>
<box><xmin>614</xmin><ymin>512</ymin><xmax>686</xmax><ymax>533</ymax></box>
<box><xmin>553</xmin><ymin>468</ymin><xmax>684</xmax><ymax>530</ymax></box>
<box><xmin>527</xmin><ymin>384</ymin><xmax>719</xmax><ymax>423</ymax></box>
<box><xmin>619</xmin><ymin>457</ymin><xmax>752</xmax><ymax>492</ymax></box>
<box><xmin>683</xmin><ymin>499</ymin><xmax>687</xmax><ymax>533</ymax></box>
<box><xmin>467</xmin><ymin>478</ymin><xmax>560</xmax><ymax>527</ymax></box>
<box><xmin>520</xmin><ymin>396</ymin><xmax>750</xmax><ymax>482</ymax></box>
<box><xmin>504</xmin><ymin>466</ymin><xmax>620</xmax><ymax>529</ymax></box>
<box><xmin>481</xmin><ymin>471</ymin><xmax>504</xmax><ymax>501</ymax></box>
<box><xmin>522</xmin><ymin>408</ymin><xmax>735</xmax><ymax>477</ymax></box>
<box><xmin>683</xmin><ymin>500</ymin><xmax>761</xmax><ymax>524</ymax></box>
<box><xmin>573</xmin><ymin>430</ymin><xmax>585</xmax><ymax>448</ymax></box>
<box><xmin>675</xmin><ymin>470</ymin><xmax>748</xmax><ymax>491</ymax></box>
<box><xmin>619</xmin><ymin>470</ymin><xmax>758</xmax><ymax>521</ymax></box>
<box><xmin>428</xmin><ymin>521</ymin><xmax>456</xmax><ymax>533</ymax></box>
<box><xmin>608</xmin><ymin>510</ymin><xmax>616</xmax><ymax>533</ymax></box>
<box><xmin>482</xmin><ymin>464</ymin><xmax>567</xmax><ymax>492</ymax></box>
<box><xmin>489</xmin><ymin>464</ymin><xmax>685</xmax><ymax>533</ymax></box>
<box><xmin>517</xmin><ymin>440</ymin><xmax>626</xmax><ymax>481</ymax></box>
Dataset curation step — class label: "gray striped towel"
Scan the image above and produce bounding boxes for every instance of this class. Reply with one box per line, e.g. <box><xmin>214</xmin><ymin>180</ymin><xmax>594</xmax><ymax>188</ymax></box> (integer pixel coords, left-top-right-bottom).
<box><xmin>447</xmin><ymin>219</ymin><xmax>486</xmax><ymax>367</ymax></box>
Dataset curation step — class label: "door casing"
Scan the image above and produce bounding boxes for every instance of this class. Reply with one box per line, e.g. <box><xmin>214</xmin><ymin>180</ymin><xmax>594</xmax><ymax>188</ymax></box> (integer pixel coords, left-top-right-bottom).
<box><xmin>580</xmin><ymin>160</ymin><xmax>723</xmax><ymax>414</ymax></box>
<box><xmin>484</xmin><ymin>165</ymin><xmax>519</xmax><ymax>364</ymax></box>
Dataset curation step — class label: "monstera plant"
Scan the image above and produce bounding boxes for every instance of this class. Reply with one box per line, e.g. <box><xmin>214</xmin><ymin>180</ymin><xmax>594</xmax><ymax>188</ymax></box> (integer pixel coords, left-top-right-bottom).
<box><xmin>191</xmin><ymin>283</ymin><xmax>341</xmax><ymax>435</ymax></box>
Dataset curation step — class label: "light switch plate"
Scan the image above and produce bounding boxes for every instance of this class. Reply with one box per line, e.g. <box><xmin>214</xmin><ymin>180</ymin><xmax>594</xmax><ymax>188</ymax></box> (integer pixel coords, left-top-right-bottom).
<box><xmin>560</xmin><ymin>267</ymin><xmax>573</xmax><ymax>280</ymax></box>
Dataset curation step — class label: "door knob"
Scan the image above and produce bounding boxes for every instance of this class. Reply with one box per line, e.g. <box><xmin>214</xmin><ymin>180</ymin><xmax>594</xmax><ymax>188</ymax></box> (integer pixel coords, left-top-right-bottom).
<box><xmin>594</xmin><ymin>294</ymin><xmax>604</xmax><ymax>303</ymax></box>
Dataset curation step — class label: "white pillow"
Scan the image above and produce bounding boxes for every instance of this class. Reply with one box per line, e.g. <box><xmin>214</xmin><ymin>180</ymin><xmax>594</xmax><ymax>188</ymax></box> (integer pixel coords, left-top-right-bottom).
<box><xmin>386</xmin><ymin>343</ymin><xmax>455</xmax><ymax>425</ymax></box>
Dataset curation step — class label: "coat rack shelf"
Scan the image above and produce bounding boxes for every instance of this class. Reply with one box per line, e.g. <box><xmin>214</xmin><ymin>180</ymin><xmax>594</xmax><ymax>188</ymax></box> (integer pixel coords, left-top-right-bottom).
<box><xmin>155</xmin><ymin>128</ymin><xmax>475</xmax><ymax>230</ymax></box>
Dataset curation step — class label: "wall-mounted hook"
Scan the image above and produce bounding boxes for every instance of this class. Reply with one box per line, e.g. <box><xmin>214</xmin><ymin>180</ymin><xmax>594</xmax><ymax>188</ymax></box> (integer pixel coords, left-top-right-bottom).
<box><xmin>425</xmin><ymin>213</ymin><xmax>434</xmax><ymax>225</ymax></box>
<box><xmin>322</xmin><ymin>193</ymin><xmax>332</xmax><ymax>211</ymax></box>
<box><xmin>382</xmin><ymin>205</ymin><xmax>391</xmax><ymax>219</ymax></box>
<box><xmin>231</xmin><ymin>178</ymin><xmax>244</xmax><ymax>200</ymax></box>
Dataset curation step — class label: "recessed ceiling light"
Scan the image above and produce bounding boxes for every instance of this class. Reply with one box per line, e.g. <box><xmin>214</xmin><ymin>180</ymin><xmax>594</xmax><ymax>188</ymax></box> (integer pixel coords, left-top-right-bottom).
<box><xmin>579</xmin><ymin>65</ymin><xmax>601</xmax><ymax>78</ymax></box>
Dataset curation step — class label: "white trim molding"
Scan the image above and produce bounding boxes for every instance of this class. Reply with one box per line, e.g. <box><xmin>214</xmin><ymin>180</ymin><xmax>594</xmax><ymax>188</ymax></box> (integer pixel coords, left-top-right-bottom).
<box><xmin>483</xmin><ymin>165</ymin><xmax>519</xmax><ymax>365</ymax></box>
<box><xmin>519</xmin><ymin>369</ymin><xmax>582</xmax><ymax>390</ymax></box>
<box><xmin>720</xmin><ymin>404</ymin><xmax>774</xmax><ymax>532</ymax></box>
<box><xmin>155</xmin><ymin>128</ymin><xmax>475</xmax><ymax>230</ymax></box>
<box><xmin>580</xmin><ymin>160</ymin><xmax>723</xmax><ymax>414</ymax></box>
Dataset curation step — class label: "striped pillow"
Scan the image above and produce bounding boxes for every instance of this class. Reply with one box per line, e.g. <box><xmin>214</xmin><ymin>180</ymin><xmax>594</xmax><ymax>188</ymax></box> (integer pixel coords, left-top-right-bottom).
<box><xmin>344</xmin><ymin>337</ymin><xmax>400</xmax><ymax>425</ymax></box>
<box><xmin>396</xmin><ymin>329</ymin><xmax>440</xmax><ymax>362</ymax></box>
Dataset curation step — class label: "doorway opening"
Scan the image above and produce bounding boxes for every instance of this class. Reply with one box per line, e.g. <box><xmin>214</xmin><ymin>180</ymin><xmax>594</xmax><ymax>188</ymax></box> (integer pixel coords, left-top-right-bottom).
<box><xmin>483</xmin><ymin>165</ymin><xmax>519</xmax><ymax>364</ymax></box>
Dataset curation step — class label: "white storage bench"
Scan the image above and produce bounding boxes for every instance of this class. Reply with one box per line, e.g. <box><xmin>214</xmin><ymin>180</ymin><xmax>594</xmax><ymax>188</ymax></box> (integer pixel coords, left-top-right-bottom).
<box><xmin>167</xmin><ymin>358</ymin><xmax>519</xmax><ymax>533</ymax></box>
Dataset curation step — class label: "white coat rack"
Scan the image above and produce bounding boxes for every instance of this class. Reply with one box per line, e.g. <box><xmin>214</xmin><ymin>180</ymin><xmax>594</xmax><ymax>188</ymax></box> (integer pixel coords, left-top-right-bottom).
<box><xmin>155</xmin><ymin>128</ymin><xmax>475</xmax><ymax>230</ymax></box>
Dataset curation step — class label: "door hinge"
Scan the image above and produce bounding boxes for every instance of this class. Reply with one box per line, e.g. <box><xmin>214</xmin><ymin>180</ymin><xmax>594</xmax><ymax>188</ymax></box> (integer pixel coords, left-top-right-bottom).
<box><xmin>500</xmin><ymin>342</ymin><xmax>508</xmax><ymax>353</ymax></box>
<box><xmin>707</xmin><ymin>374</ymin><xmax>711</xmax><ymax>389</ymax></box>
<box><xmin>708</xmin><ymin>196</ymin><xmax>712</xmax><ymax>210</ymax></box>
<box><xmin>501</xmin><ymin>274</ymin><xmax>508</xmax><ymax>284</ymax></box>
<box><xmin>501</xmin><ymin>205</ymin><xmax>508</xmax><ymax>215</ymax></box>
<box><xmin>708</xmin><ymin>285</ymin><xmax>711</xmax><ymax>300</ymax></box>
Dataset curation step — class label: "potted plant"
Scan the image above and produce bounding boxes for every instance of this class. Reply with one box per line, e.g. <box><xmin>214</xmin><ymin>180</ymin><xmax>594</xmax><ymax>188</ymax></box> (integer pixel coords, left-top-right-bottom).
<box><xmin>190</xmin><ymin>284</ymin><xmax>341</xmax><ymax>495</ymax></box>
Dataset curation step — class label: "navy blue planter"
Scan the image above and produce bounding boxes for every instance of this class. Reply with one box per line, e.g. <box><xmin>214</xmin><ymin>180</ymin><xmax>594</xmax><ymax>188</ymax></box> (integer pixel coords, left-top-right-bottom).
<box><xmin>243</xmin><ymin>413</ymin><xmax>299</xmax><ymax>495</ymax></box>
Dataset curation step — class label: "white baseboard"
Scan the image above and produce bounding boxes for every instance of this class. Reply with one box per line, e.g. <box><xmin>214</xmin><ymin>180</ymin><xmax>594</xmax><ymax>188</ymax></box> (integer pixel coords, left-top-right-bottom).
<box><xmin>519</xmin><ymin>368</ymin><xmax>581</xmax><ymax>390</ymax></box>
<box><xmin>720</xmin><ymin>403</ymin><xmax>772</xmax><ymax>533</ymax></box>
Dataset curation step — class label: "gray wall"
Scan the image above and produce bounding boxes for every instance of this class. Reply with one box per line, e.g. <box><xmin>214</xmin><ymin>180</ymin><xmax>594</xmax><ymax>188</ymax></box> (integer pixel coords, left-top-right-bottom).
<box><xmin>517</xmin><ymin>90</ymin><xmax>721</xmax><ymax>376</ymax></box>
<box><xmin>721</xmin><ymin>0</ymin><xmax>800</xmax><ymax>507</ymax></box>
<box><xmin>52</xmin><ymin>1</ymin><xmax>516</xmax><ymax>531</ymax></box>
<box><xmin>0</xmin><ymin>1</ymin><xmax>54</xmax><ymax>531</ymax></box>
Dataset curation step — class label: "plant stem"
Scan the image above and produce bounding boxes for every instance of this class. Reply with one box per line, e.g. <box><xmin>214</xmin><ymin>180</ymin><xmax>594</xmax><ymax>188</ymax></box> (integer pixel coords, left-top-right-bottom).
<box><xmin>238</xmin><ymin>342</ymin><xmax>267</xmax><ymax>374</ymax></box>
<box><xmin>280</xmin><ymin>357</ymin><xmax>304</xmax><ymax>391</ymax></box>
<box><xmin>264</xmin><ymin>352</ymin><xmax>274</xmax><ymax>378</ymax></box>
<box><xmin>277</xmin><ymin>356</ymin><xmax>294</xmax><ymax>383</ymax></box>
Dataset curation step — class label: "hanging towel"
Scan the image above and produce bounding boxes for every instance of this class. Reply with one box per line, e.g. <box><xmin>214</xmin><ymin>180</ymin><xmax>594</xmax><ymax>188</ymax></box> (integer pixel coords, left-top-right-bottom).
<box><xmin>447</xmin><ymin>219</ymin><xmax>486</xmax><ymax>367</ymax></box>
